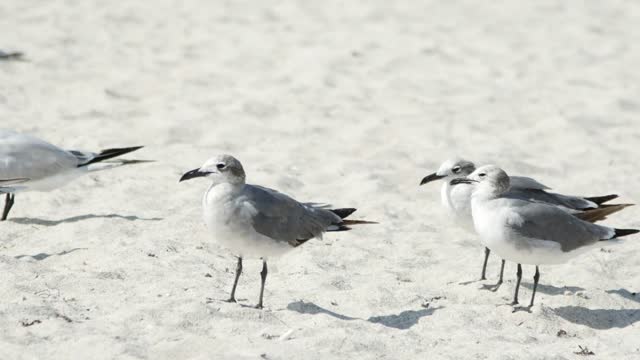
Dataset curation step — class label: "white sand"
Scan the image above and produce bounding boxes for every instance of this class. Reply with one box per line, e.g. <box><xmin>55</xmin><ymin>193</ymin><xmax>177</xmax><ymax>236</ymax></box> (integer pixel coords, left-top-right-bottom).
<box><xmin>1</xmin><ymin>1</ymin><xmax>639</xmax><ymax>359</ymax></box>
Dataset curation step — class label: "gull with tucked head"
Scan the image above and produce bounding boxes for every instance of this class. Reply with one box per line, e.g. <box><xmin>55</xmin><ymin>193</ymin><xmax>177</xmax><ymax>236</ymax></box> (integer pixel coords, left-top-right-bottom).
<box><xmin>451</xmin><ymin>165</ymin><xmax>638</xmax><ymax>310</ymax></box>
<box><xmin>420</xmin><ymin>157</ymin><xmax>628</xmax><ymax>289</ymax></box>
<box><xmin>180</xmin><ymin>154</ymin><xmax>374</xmax><ymax>309</ymax></box>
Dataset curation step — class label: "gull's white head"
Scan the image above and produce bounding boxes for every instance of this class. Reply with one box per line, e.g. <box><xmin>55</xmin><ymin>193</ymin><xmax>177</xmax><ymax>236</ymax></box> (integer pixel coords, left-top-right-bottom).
<box><xmin>450</xmin><ymin>165</ymin><xmax>510</xmax><ymax>198</ymax></box>
<box><xmin>179</xmin><ymin>154</ymin><xmax>246</xmax><ymax>185</ymax></box>
<box><xmin>419</xmin><ymin>158</ymin><xmax>476</xmax><ymax>186</ymax></box>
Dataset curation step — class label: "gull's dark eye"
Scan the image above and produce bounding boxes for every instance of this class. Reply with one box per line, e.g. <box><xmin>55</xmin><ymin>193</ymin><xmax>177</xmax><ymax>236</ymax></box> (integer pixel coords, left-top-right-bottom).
<box><xmin>452</xmin><ymin>166</ymin><xmax>461</xmax><ymax>173</ymax></box>
<box><xmin>478</xmin><ymin>173</ymin><xmax>486</xmax><ymax>178</ymax></box>
<box><xmin>216</xmin><ymin>163</ymin><xmax>226</xmax><ymax>170</ymax></box>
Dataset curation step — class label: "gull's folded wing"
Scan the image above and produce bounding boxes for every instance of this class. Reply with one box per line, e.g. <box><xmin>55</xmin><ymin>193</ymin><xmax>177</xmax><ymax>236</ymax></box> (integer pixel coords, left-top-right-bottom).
<box><xmin>507</xmin><ymin>202</ymin><xmax>613</xmax><ymax>252</ymax></box>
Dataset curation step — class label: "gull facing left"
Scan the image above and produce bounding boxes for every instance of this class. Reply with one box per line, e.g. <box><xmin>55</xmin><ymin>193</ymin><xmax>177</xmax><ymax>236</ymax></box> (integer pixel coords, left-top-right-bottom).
<box><xmin>452</xmin><ymin>165</ymin><xmax>639</xmax><ymax>309</ymax></box>
<box><xmin>419</xmin><ymin>158</ymin><xmax>625</xmax><ymax>285</ymax></box>
<box><xmin>180</xmin><ymin>154</ymin><xmax>373</xmax><ymax>309</ymax></box>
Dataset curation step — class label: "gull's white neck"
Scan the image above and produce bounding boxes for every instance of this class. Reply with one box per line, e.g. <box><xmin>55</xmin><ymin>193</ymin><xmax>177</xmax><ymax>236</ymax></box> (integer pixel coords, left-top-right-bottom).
<box><xmin>204</xmin><ymin>182</ymin><xmax>243</xmax><ymax>204</ymax></box>
<box><xmin>202</xmin><ymin>181</ymin><xmax>246</xmax><ymax>231</ymax></box>
<box><xmin>440</xmin><ymin>181</ymin><xmax>454</xmax><ymax>212</ymax></box>
<box><xmin>469</xmin><ymin>188</ymin><xmax>511</xmax><ymax>246</ymax></box>
<box><xmin>441</xmin><ymin>180</ymin><xmax>475</xmax><ymax>231</ymax></box>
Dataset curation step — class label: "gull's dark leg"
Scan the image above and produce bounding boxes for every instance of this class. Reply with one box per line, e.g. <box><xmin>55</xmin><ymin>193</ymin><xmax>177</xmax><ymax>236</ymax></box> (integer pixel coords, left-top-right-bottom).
<box><xmin>480</xmin><ymin>247</ymin><xmax>490</xmax><ymax>280</ymax></box>
<box><xmin>489</xmin><ymin>259</ymin><xmax>506</xmax><ymax>292</ymax></box>
<box><xmin>1</xmin><ymin>194</ymin><xmax>15</xmax><ymax>221</ymax></box>
<box><xmin>255</xmin><ymin>259</ymin><xmax>268</xmax><ymax>309</ymax></box>
<box><xmin>528</xmin><ymin>266</ymin><xmax>540</xmax><ymax>308</ymax></box>
<box><xmin>498</xmin><ymin>259</ymin><xmax>505</xmax><ymax>283</ymax></box>
<box><xmin>226</xmin><ymin>256</ymin><xmax>242</xmax><ymax>303</ymax></box>
<box><xmin>512</xmin><ymin>263</ymin><xmax>522</xmax><ymax>305</ymax></box>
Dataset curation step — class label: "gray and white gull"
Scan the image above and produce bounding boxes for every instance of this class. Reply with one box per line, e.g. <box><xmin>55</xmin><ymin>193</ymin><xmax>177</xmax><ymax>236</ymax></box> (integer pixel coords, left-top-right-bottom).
<box><xmin>180</xmin><ymin>154</ymin><xmax>374</xmax><ymax>309</ymax></box>
<box><xmin>420</xmin><ymin>158</ymin><xmax>627</xmax><ymax>287</ymax></box>
<box><xmin>451</xmin><ymin>165</ymin><xmax>638</xmax><ymax>309</ymax></box>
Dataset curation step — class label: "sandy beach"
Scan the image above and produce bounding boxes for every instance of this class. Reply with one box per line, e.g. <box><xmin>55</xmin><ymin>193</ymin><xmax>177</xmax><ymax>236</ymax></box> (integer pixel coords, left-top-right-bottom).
<box><xmin>1</xmin><ymin>1</ymin><xmax>639</xmax><ymax>359</ymax></box>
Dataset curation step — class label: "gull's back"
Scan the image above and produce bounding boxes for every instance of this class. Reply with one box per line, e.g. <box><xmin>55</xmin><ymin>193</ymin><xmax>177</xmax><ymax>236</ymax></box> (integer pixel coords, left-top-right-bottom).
<box><xmin>241</xmin><ymin>184</ymin><xmax>342</xmax><ymax>245</ymax></box>
<box><xmin>509</xmin><ymin>176</ymin><xmax>550</xmax><ymax>190</ymax></box>
<box><xmin>508</xmin><ymin>175</ymin><xmax>597</xmax><ymax>210</ymax></box>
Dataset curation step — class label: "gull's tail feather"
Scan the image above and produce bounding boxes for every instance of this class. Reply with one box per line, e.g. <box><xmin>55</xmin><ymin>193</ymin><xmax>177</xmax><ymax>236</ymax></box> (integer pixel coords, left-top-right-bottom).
<box><xmin>328</xmin><ymin>219</ymin><xmax>378</xmax><ymax>232</ymax></box>
<box><xmin>341</xmin><ymin>219</ymin><xmax>379</xmax><ymax>226</ymax></box>
<box><xmin>330</xmin><ymin>208</ymin><xmax>357</xmax><ymax>219</ymax></box>
<box><xmin>83</xmin><ymin>146</ymin><xmax>144</xmax><ymax>166</ymax></box>
<box><xmin>576</xmin><ymin>204</ymin><xmax>634</xmax><ymax>223</ymax></box>
<box><xmin>326</xmin><ymin>208</ymin><xmax>377</xmax><ymax>232</ymax></box>
<box><xmin>114</xmin><ymin>159</ymin><xmax>155</xmax><ymax>165</ymax></box>
<box><xmin>610</xmin><ymin>228</ymin><xmax>640</xmax><ymax>239</ymax></box>
<box><xmin>584</xmin><ymin>194</ymin><xmax>619</xmax><ymax>206</ymax></box>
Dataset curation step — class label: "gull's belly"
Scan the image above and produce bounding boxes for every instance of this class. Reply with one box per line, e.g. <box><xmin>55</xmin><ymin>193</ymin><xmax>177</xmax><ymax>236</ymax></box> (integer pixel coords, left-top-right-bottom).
<box><xmin>487</xmin><ymin>234</ymin><xmax>595</xmax><ymax>265</ymax></box>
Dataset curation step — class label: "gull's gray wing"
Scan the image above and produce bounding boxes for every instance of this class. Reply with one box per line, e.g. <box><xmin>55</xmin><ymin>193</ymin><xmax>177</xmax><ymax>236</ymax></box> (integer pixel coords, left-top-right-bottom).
<box><xmin>505</xmin><ymin>200</ymin><xmax>614</xmax><ymax>252</ymax></box>
<box><xmin>0</xmin><ymin>130</ymin><xmax>81</xmax><ymax>181</ymax></box>
<box><xmin>240</xmin><ymin>184</ymin><xmax>342</xmax><ymax>246</ymax></box>
<box><xmin>509</xmin><ymin>176</ymin><xmax>550</xmax><ymax>190</ymax></box>
<box><xmin>506</xmin><ymin>188</ymin><xmax>597</xmax><ymax>210</ymax></box>
<box><xmin>538</xmin><ymin>192</ymin><xmax>597</xmax><ymax>210</ymax></box>
<box><xmin>508</xmin><ymin>175</ymin><xmax>597</xmax><ymax>210</ymax></box>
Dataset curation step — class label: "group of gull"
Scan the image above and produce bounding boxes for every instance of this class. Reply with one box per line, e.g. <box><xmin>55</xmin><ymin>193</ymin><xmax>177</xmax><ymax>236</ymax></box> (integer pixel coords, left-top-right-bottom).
<box><xmin>1</xmin><ymin>129</ymin><xmax>637</xmax><ymax>310</ymax></box>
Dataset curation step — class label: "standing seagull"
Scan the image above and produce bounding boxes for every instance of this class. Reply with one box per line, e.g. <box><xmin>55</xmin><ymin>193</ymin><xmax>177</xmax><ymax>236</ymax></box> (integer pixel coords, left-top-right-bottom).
<box><xmin>420</xmin><ymin>158</ymin><xmax>624</xmax><ymax>285</ymax></box>
<box><xmin>179</xmin><ymin>154</ymin><xmax>373</xmax><ymax>309</ymax></box>
<box><xmin>451</xmin><ymin>165</ymin><xmax>638</xmax><ymax>309</ymax></box>
<box><xmin>0</xmin><ymin>129</ymin><xmax>147</xmax><ymax>220</ymax></box>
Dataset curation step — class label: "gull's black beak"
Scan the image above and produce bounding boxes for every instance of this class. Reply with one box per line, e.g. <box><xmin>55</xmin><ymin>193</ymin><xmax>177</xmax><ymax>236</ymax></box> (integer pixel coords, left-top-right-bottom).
<box><xmin>450</xmin><ymin>178</ymin><xmax>477</xmax><ymax>186</ymax></box>
<box><xmin>420</xmin><ymin>173</ymin><xmax>446</xmax><ymax>186</ymax></box>
<box><xmin>179</xmin><ymin>168</ymin><xmax>210</xmax><ymax>182</ymax></box>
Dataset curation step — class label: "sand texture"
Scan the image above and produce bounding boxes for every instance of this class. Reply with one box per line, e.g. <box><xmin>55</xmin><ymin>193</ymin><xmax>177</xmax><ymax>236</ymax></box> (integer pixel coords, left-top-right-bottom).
<box><xmin>1</xmin><ymin>1</ymin><xmax>639</xmax><ymax>359</ymax></box>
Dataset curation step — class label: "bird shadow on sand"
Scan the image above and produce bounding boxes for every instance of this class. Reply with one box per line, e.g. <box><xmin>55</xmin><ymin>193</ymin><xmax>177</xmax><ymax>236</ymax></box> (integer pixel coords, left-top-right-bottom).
<box><xmin>14</xmin><ymin>247</ymin><xmax>87</xmax><ymax>261</ymax></box>
<box><xmin>286</xmin><ymin>300</ymin><xmax>439</xmax><ymax>330</ymax></box>
<box><xmin>553</xmin><ymin>306</ymin><xmax>640</xmax><ymax>329</ymax></box>
<box><xmin>606</xmin><ymin>289</ymin><xmax>640</xmax><ymax>303</ymax></box>
<box><xmin>9</xmin><ymin>214</ymin><xmax>163</xmax><ymax>226</ymax></box>
<box><xmin>521</xmin><ymin>283</ymin><xmax>585</xmax><ymax>295</ymax></box>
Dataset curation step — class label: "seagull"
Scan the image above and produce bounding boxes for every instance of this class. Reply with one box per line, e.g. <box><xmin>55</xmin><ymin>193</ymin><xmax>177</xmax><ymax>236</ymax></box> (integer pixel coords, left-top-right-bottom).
<box><xmin>420</xmin><ymin>158</ymin><xmax>626</xmax><ymax>287</ymax></box>
<box><xmin>451</xmin><ymin>165</ymin><xmax>638</xmax><ymax>309</ymax></box>
<box><xmin>179</xmin><ymin>154</ymin><xmax>374</xmax><ymax>309</ymax></box>
<box><xmin>0</xmin><ymin>129</ymin><xmax>148</xmax><ymax>220</ymax></box>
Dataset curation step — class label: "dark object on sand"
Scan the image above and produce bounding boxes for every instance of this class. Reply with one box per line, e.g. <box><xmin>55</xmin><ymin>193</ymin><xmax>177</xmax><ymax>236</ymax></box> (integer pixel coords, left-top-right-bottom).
<box><xmin>0</xmin><ymin>50</ymin><xmax>24</xmax><ymax>60</ymax></box>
